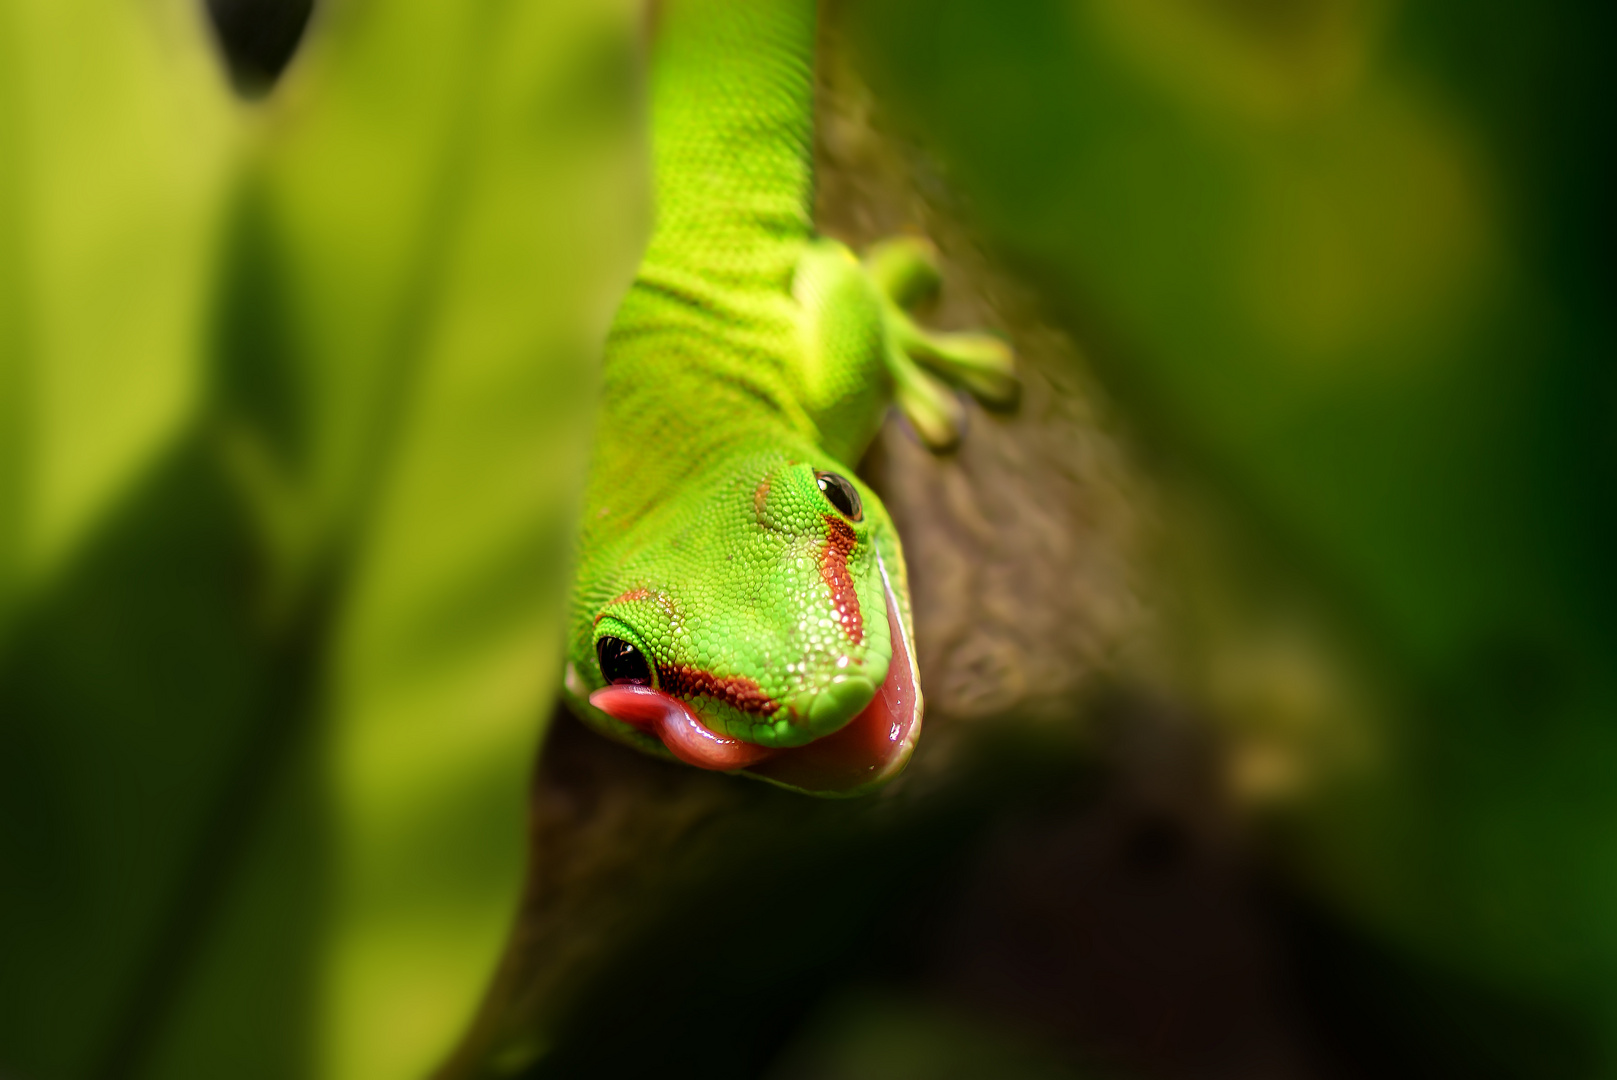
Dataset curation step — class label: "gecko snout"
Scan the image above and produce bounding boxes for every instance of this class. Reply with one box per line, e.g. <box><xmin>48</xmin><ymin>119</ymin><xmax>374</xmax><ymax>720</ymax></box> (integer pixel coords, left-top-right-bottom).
<box><xmin>786</xmin><ymin>674</ymin><xmax>877</xmax><ymax>738</ymax></box>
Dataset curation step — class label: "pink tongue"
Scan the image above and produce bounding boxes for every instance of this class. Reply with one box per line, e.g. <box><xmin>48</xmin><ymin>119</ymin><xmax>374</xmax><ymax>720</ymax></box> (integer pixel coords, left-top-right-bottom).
<box><xmin>589</xmin><ymin>684</ymin><xmax>776</xmax><ymax>770</ymax></box>
<box><xmin>589</xmin><ymin>560</ymin><xmax>921</xmax><ymax>791</ymax></box>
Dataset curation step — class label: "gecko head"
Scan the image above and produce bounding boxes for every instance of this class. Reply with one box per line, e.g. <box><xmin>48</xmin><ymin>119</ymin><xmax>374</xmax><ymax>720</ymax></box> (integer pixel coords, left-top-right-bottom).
<box><xmin>570</xmin><ymin>449</ymin><xmax>921</xmax><ymax>795</ymax></box>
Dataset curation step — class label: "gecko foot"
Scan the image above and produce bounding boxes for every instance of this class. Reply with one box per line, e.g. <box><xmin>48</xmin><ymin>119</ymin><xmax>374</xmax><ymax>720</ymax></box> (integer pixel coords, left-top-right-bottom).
<box><xmin>867</xmin><ymin>237</ymin><xmax>1018</xmax><ymax>451</ymax></box>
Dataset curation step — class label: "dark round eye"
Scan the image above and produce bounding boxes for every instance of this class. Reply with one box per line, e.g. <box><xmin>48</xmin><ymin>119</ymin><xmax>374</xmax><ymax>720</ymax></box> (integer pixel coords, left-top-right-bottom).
<box><xmin>815</xmin><ymin>471</ymin><xmax>863</xmax><ymax>521</ymax></box>
<box><xmin>597</xmin><ymin>636</ymin><xmax>652</xmax><ymax>685</ymax></box>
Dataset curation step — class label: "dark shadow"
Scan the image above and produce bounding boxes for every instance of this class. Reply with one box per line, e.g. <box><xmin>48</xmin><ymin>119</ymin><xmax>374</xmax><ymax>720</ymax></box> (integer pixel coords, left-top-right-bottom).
<box><xmin>205</xmin><ymin>0</ymin><xmax>316</xmax><ymax>96</ymax></box>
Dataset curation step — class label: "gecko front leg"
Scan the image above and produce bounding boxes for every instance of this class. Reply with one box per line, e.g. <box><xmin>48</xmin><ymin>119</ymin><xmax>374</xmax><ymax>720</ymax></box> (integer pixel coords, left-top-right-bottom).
<box><xmin>795</xmin><ymin>234</ymin><xmax>1018</xmax><ymax>455</ymax></box>
<box><xmin>867</xmin><ymin>236</ymin><xmax>1019</xmax><ymax>441</ymax></box>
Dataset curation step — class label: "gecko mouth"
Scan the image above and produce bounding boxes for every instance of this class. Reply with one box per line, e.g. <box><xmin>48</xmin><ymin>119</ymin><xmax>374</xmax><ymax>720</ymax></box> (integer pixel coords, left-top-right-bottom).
<box><xmin>589</xmin><ymin>561</ymin><xmax>921</xmax><ymax>794</ymax></box>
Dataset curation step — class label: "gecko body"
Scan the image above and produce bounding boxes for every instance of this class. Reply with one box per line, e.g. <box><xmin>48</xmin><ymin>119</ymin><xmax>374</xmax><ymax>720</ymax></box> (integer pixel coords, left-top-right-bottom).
<box><xmin>562</xmin><ymin>0</ymin><xmax>1014</xmax><ymax>794</ymax></box>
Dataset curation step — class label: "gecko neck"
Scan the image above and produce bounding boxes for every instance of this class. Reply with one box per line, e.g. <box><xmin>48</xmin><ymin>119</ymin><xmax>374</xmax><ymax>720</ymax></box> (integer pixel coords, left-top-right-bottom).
<box><xmin>589</xmin><ymin>0</ymin><xmax>828</xmax><ymax>526</ymax></box>
<box><xmin>644</xmin><ymin>0</ymin><xmax>817</xmax><ymax>280</ymax></box>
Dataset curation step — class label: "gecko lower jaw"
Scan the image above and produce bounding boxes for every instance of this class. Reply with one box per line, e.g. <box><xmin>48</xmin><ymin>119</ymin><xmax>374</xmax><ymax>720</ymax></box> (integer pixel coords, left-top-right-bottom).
<box><xmin>589</xmin><ymin>567</ymin><xmax>920</xmax><ymax>794</ymax></box>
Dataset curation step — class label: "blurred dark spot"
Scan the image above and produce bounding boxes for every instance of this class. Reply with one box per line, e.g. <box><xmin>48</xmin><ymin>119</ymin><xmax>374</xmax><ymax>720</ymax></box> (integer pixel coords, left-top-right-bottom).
<box><xmin>1277</xmin><ymin>888</ymin><xmax>1600</xmax><ymax>1080</ymax></box>
<box><xmin>1464</xmin><ymin>635</ymin><xmax>1569</xmax><ymax>721</ymax></box>
<box><xmin>1120</xmin><ymin>813</ymin><xmax>1189</xmax><ymax>875</ymax></box>
<box><xmin>205</xmin><ymin>0</ymin><xmax>315</xmax><ymax>96</ymax></box>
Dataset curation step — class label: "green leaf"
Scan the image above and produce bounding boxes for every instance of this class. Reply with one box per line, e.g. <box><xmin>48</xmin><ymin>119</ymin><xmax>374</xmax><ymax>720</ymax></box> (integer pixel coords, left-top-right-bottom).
<box><xmin>0</xmin><ymin>0</ymin><xmax>645</xmax><ymax>1076</ymax></box>
<box><xmin>0</xmin><ymin>1</ymin><xmax>240</xmax><ymax>1075</ymax></box>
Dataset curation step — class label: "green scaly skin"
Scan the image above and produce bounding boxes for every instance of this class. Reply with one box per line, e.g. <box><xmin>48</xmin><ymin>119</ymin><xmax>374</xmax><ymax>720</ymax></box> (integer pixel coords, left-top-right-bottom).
<box><xmin>561</xmin><ymin>0</ymin><xmax>1015</xmax><ymax>795</ymax></box>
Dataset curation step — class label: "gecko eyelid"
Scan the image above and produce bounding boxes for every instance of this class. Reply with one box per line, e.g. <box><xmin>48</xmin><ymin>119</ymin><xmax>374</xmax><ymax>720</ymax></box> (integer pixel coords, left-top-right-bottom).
<box><xmin>815</xmin><ymin>471</ymin><xmax>863</xmax><ymax>522</ymax></box>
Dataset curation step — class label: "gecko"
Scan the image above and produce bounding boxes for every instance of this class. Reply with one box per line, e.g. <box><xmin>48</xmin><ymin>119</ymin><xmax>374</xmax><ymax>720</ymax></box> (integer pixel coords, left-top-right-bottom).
<box><xmin>560</xmin><ymin>0</ymin><xmax>1016</xmax><ymax>795</ymax></box>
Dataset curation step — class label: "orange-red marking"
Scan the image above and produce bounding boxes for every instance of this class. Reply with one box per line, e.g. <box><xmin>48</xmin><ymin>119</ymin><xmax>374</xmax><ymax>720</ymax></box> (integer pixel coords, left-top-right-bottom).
<box><xmin>820</xmin><ymin>514</ymin><xmax>863</xmax><ymax>644</ymax></box>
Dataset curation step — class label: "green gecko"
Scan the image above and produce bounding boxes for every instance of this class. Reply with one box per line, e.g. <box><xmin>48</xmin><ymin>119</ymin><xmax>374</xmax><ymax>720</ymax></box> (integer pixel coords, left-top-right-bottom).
<box><xmin>561</xmin><ymin>0</ymin><xmax>1015</xmax><ymax>795</ymax></box>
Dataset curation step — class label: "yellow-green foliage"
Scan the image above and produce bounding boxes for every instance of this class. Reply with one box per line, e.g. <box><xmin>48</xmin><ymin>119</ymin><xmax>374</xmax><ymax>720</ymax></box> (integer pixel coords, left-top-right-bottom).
<box><xmin>0</xmin><ymin>0</ymin><xmax>645</xmax><ymax>1076</ymax></box>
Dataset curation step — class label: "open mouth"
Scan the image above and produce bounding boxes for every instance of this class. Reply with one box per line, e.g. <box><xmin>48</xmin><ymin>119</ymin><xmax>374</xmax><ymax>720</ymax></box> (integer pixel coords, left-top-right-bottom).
<box><xmin>589</xmin><ymin>556</ymin><xmax>921</xmax><ymax>795</ymax></box>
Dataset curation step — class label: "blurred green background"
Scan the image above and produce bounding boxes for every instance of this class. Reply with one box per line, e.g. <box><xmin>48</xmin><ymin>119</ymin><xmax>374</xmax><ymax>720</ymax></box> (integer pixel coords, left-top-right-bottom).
<box><xmin>847</xmin><ymin>0</ymin><xmax>1617</xmax><ymax>1068</ymax></box>
<box><xmin>1</xmin><ymin>0</ymin><xmax>1612</xmax><ymax>1077</ymax></box>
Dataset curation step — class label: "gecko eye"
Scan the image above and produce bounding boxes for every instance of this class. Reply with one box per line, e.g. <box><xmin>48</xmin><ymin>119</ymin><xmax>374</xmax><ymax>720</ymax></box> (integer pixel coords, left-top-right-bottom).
<box><xmin>597</xmin><ymin>636</ymin><xmax>652</xmax><ymax>685</ymax></box>
<box><xmin>815</xmin><ymin>471</ymin><xmax>863</xmax><ymax>521</ymax></box>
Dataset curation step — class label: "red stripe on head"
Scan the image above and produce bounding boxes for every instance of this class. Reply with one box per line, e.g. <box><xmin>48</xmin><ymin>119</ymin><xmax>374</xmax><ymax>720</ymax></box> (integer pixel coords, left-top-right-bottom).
<box><xmin>820</xmin><ymin>514</ymin><xmax>864</xmax><ymax>645</ymax></box>
<box><xmin>658</xmin><ymin>665</ymin><xmax>779</xmax><ymax>716</ymax></box>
